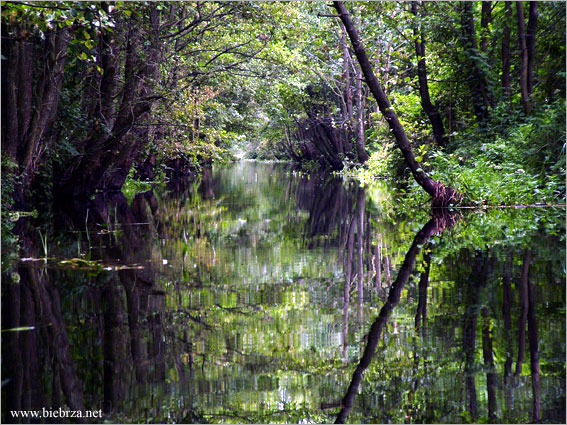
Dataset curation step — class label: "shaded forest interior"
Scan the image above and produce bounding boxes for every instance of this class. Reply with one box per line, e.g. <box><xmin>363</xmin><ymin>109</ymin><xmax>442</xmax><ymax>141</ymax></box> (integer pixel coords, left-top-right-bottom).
<box><xmin>1</xmin><ymin>1</ymin><xmax>565</xmax><ymax>212</ymax></box>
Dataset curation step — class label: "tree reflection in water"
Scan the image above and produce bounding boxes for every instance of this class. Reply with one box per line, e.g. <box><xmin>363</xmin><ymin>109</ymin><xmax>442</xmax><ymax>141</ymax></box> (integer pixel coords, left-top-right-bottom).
<box><xmin>334</xmin><ymin>211</ymin><xmax>459</xmax><ymax>424</ymax></box>
<box><xmin>1</xmin><ymin>162</ymin><xmax>564</xmax><ymax>424</ymax></box>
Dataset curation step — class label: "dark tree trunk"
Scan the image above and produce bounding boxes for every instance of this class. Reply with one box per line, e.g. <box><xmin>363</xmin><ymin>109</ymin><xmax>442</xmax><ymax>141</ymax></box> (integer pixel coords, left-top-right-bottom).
<box><xmin>480</xmin><ymin>1</ymin><xmax>492</xmax><ymax>54</ymax></box>
<box><xmin>502</xmin><ymin>2</ymin><xmax>512</xmax><ymax>98</ymax></box>
<box><xmin>502</xmin><ymin>252</ymin><xmax>514</xmax><ymax>411</ymax></box>
<box><xmin>460</xmin><ymin>2</ymin><xmax>491</xmax><ymax>121</ymax></box>
<box><xmin>94</xmin><ymin>6</ymin><xmax>123</xmax><ymax>129</ymax></box>
<box><xmin>1</xmin><ymin>23</ymin><xmax>71</xmax><ymax>207</ymax></box>
<box><xmin>57</xmin><ymin>9</ymin><xmax>160</xmax><ymax>198</ymax></box>
<box><xmin>462</xmin><ymin>253</ymin><xmax>487</xmax><ymax>421</ymax></box>
<box><xmin>1</xmin><ymin>23</ymin><xmax>20</xmax><ymax>160</ymax></box>
<box><xmin>526</xmin><ymin>2</ymin><xmax>538</xmax><ymax>97</ymax></box>
<box><xmin>502</xmin><ymin>251</ymin><xmax>514</xmax><ymax>379</ymax></box>
<box><xmin>333</xmin><ymin>1</ymin><xmax>461</xmax><ymax>207</ymax></box>
<box><xmin>415</xmin><ymin>250</ymin><xmax>431</xmax><ymax>331</ymax></box>
<box><xmin>411</xmin><ymin>1</ymin><xmax>446</xmax><ymax>146</ymax></box>
<box><xmin>20</xmin><ymin>29</ymin><xmax>71</xmax><ymax>175</ymax></box>
<box><xmin>517</xmin><ymin>2</ymin><xmax>530</xmax><ymax>114</ymax></box>
<box><xmin>103</xmin><ymin>280</ymin><xmax>126</xmax><ymax>414</ymax></box>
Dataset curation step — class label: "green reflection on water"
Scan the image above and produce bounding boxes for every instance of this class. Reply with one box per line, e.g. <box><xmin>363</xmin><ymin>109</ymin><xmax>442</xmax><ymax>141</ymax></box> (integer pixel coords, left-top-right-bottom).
<box><xmin>2</xmin><ymin>161</ymin><xmax>565</xmax><ymax>424</ymax></box>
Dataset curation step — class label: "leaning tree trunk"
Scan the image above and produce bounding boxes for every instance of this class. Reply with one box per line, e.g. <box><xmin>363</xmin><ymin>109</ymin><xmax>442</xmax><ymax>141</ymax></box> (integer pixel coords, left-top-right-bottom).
<box><xmin>333</xmin><ymin>1</ymin><xmax>461</xmax><ymax>206</ymax></box>
<box><xmin>411</xmin><ymin>1</ymin><xmax>446</xmax><ymax>146</ymax></box>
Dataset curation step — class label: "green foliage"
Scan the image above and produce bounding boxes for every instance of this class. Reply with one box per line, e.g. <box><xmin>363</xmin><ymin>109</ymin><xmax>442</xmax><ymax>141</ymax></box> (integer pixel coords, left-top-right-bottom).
<box><xmin>425</xmin><ymin>99</ymin><xmax>566</xmax><ymax>206</ymax></box>
<box><xmin>121</xmin><ymin>173</ymin><xmax>152</xmax><ymax>205</ymax></box>
<box><xmin>1</xmin><ymin>157</ymin><xmax>19</xmax><ymax>274</ymax></box>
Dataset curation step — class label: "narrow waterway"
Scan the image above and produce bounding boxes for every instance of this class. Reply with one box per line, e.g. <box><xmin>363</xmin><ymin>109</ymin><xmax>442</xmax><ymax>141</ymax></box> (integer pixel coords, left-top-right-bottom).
<box><xmin>2</xmin><ymin>161</ymin><xmax>565</xmax><ymax>423</ymax></box>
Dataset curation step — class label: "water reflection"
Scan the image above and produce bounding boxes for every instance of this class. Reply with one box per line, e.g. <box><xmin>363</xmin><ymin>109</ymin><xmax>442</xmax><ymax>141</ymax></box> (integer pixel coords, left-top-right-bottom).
<box><xmin>335</xmin><ymin>213</ymin><xmax>458</xmax><ymax>423</ymax></box>
<box><xmin>2</xmin><ymin>161</ymin><xmax>565</xmax><ymax>424</ymax></box>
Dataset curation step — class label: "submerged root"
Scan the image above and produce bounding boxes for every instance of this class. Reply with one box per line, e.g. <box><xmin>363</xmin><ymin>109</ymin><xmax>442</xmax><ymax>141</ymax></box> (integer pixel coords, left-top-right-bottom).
<box><xmin>431</xmin><ymin>181</ymin><xmax>463</xmax><ymax>208</ymax></box>
<box><xmin>431</xmin><ymin>208</ymin><xmax>462</xmax><ymax>234</ymax></box>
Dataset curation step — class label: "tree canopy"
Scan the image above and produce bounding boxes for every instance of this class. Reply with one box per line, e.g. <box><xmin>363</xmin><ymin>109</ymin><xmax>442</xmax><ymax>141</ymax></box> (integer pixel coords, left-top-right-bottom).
<box><xmin>1</xmin><ymin>1</ymin><xmax>565</xmax><ymax>211</ymax></box>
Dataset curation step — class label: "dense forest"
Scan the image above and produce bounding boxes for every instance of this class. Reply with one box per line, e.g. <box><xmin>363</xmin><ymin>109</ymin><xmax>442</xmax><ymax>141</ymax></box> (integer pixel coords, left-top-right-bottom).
<box><xmin>2</xmin><ymin>1</ymin><xmax>565</xmax><ymax>212</ymax></box>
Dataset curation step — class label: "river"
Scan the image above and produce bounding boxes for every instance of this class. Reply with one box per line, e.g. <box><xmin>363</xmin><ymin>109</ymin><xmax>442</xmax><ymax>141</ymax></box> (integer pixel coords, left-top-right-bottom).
<box><xmin>2</xmin><ymin>161</ymin><xmax>565</xmax><ymax>423</ymax></box>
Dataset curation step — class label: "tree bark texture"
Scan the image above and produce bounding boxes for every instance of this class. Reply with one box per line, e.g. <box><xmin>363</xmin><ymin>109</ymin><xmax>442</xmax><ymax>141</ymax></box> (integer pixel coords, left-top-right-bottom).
<box><xmin>333</xmin><ymin>1</ymin><xmax>461</xmax><ymax>206</ymax></box>
<box><xmin>411</xmin><ymin>1</ymin><xmax>446</xmax><ymax>146</ymax></box>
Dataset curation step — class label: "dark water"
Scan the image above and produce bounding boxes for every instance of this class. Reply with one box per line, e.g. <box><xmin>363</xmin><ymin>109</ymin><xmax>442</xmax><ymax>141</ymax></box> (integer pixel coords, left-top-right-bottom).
<box><xmin>2</xmin><ymin>161</ymin><xmax>565</xmax><ymax>424</ymax></box>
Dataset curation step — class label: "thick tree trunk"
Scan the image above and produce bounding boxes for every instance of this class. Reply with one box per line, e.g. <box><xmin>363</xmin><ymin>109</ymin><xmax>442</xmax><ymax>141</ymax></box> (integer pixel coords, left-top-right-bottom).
<box><xmin>411</xmin><ymin>1</ymin><xmax>446</xmax><ymax>146</ymax></box>
<box><xmin>333</xmin><ymin>1</ymin><xmax>461</xmax><ymax>206</ymax></box>
<box><xmin>94</xmin><ymin>6</ymin><xmax>123</xmax><ymax>128</ymax></box>
<box><xmin>502</xmin><ymin>2</ymin><xmax>512</xmax><ymax>98</ymax></box>
<box><xmin>526</xmin><ymin>2</ymin><xmax>538</xmax><ymax>98</ymax></box>
<box><xmin>517</xmin><ymin>2</ymin><xmax>530</xmax><ymax>114</ymax></box>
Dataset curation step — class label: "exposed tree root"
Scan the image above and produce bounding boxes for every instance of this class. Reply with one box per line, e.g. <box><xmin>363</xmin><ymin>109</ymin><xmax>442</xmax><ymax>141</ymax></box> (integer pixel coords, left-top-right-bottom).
<box><xmin>431</xmin><ymin>181</ymin><xmax>463</xmax><ymax>208</ymax></box>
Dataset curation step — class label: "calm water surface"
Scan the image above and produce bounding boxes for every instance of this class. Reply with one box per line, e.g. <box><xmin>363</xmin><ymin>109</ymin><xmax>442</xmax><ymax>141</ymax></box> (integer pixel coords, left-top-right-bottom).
<box><xmin>2</xmin><ymin>161</ymin><xmax>565</xmax><ymax>423</ymax></box>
